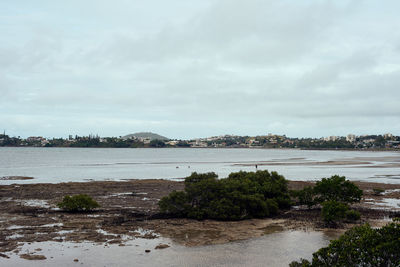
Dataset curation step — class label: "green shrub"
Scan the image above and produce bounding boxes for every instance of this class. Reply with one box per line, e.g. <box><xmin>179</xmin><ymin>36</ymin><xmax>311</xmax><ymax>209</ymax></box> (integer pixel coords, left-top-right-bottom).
<box><xmin>158</xmin><ymin>170</ymin><xmax>291</xmax><ymax>220</ymax></box>
<box><xmin>321</xmin><ymin>200</ymin><xmax>348</xmax><ymax>223</ymax></box>
<box><xmin>314</xmin><ymin>175</ymin><xmax>362</xmax><ymax>204</ymax></box>
<box><xmin>345</xmin><ymin>209</ymin><xmax>361</xmax><ymax>221</ymax></box>
<box><xmin>57</xmin><ymin>194</ymin><xmax>100</xmax><ymax>212</ymax></box>
<box><xmin>290</xmin><ymin>222</ymin><xmax>400</xmax><ymax>266</ymax></box>
<box><xmin>292</xmin><ymin>186</ymin><xmax>315</xmax><ymax>208</ymax></box>
<box><xmin>158</xmin><ymin>191</ymin><xmax>190</xmax><ymax>217</ymax></box>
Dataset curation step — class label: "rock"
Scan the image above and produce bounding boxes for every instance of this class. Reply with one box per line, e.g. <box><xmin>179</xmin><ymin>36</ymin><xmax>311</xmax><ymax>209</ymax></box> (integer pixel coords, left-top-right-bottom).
<box><xmin>145</xmin><ymin>249</ymin><xmax>151</xmax><ymax>253</ymax></box>
<box><xmin>19</xmin><ymin>254</ymin><xmax>46</xmax><ymax>260</ymax></box>
<box><xmin>155</xmin><ymin>244</ymin><xmax>170</xmax><ymax>249</ymax></box>
<box><xmin>0</xmin><ymin>253</ymin><xmax>10</xmax><ymax>259</ymax></box>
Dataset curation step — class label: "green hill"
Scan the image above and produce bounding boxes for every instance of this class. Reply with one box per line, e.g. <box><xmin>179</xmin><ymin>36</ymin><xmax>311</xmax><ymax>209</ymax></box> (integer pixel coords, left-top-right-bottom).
<box><xmin>122</xmin><ymin>132</ymin><xmax>169</xmax><ymax>140</ymax></box>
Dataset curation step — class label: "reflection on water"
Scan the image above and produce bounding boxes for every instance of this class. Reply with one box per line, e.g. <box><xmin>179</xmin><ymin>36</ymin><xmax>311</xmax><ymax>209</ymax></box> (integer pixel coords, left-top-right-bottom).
<box><xmin>4</xmin><ymin>230</ymin><xmax>338</xmax><ymax>267</ymax></box>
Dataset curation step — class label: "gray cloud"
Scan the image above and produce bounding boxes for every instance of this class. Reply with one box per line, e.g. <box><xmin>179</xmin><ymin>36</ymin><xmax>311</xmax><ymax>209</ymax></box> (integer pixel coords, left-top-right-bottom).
<box><xmin>0</xmin><ymin>0</ymin><xmax>400</xmax><ymax>138</ymax></box>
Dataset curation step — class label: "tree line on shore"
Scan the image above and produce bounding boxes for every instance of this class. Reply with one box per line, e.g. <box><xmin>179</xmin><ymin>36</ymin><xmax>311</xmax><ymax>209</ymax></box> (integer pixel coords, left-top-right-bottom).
<box><xmin>1</xmin><ymin>133</ymin><xmax>399</xmax><ymax>149</ymax></box>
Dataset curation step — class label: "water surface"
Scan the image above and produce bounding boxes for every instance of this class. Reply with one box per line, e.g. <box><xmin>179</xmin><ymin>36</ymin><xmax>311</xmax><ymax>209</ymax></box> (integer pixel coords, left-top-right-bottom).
<box><xmin>4</xmin><ymin>230</ymin><xmax>336</xmax><ymax>267</ymax></box>
<box><xmin>1</xmin><ymin>147</ymin><xmax>399</xmax><ymax>184</ymax></box>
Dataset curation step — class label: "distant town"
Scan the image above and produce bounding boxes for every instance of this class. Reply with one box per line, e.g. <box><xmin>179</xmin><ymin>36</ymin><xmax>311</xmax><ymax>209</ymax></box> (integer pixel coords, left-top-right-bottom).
<box><xmin>0</xmin><ymin>131</ymin><xmax>399</xmax><ymax>150</ymax></box>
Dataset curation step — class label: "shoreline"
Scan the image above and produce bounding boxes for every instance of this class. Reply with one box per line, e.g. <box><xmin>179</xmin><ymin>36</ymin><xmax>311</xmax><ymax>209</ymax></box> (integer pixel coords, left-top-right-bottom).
<box><xmin>1</xmin><ymin>146</ymin><xmax>399</xmax><ymax>151</ymax></box>
<box><xmin>1</xmin><ymin>179</ymin><xmax>400</xmax><ymax>260</ymax></box>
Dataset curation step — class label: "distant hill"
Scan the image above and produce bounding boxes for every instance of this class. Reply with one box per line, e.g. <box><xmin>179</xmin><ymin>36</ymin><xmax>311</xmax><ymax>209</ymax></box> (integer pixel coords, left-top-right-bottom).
<box><xmin>122</xmin><ymin>132</ymin><xmax>169</xmax><ymax>141</ymax></box>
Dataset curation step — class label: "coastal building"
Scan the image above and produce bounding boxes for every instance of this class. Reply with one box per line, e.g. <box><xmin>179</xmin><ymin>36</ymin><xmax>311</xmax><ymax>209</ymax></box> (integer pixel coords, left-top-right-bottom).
<box><xmin>346</xmin><ymin>134</ymin><xmax>356</xmax><ymax>142</ymax></box>
<box><xmin>27</xmin><ymin>136</ymin><xmax>46</xmax><ymax>142</ymax></box>
<box><xmin>324</xmin><ymin>136</ymin><xmax>339</xmax><ymax>142</ymax></box>
<box><xmin>166</xmin><ymin>140</ymin><xmax>179</xmax><ymax>146</ymax></box>
<box><xmin>384</xmin><ymin>133</ymin><xmax>393</xmax><ymax>139</ymax></box>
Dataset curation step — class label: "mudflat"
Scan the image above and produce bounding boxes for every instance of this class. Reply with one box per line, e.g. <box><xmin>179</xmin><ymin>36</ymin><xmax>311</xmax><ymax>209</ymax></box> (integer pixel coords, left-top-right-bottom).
<box><xmin>1</xmin><ymin>179</ymin><xmax>400</xmax><ymax>259</ymax></box>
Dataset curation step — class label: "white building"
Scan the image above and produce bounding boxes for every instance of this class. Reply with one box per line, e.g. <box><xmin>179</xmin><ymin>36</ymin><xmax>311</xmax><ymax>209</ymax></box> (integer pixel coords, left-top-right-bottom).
<box><xmin>346</xmin><ymin>134</ymin><xmax>356</xmax><ymax>142</ymax></box>
<box><xmin>384</xmin><ymin>133</ymin><xmax>393</xmax><ymax>139</ymax></box>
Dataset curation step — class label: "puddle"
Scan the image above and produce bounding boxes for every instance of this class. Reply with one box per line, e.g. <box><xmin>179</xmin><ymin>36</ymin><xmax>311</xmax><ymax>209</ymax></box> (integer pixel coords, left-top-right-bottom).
<box><xmin>86</xmin><ymin>214</ymin><xmax>101</xmax><ymax>218</ymax></box>
<box><xmin>261</xmin><ymin>225</ymin><xmax>284</xmax><ymax>235</ymax></box>
<box><xmin>6</xmin><ymin>233</ymin><xmax>24</xmax><ymax>240</ymax></box>
<box><xmin>382</xmin><ymin>189</ymin><xmax>400</xmax><ymax>195</ymax></box>
<box><xmin>6</xmin><ymin>223</ymin><xmax>63</xmax><ymax>230</ymax></box>
<box><xmin>56</xmin><ymin>230</ymin><xmax>75</xmax><ymax>235</ymax></box>
<box><xmin>105</xmin><ymin>192</ymin><xmax>135</xmax><ymax>198</ymax></box>
<box><xmin>96</xmin><ymin>229</ymin><xmax>119</xmax><ymax>237</ymax></box>
<box><xmin>40</xmin><ymin>223</ymin><xmax>63</xmax><ymax>228</ymax></box>
<box><xmin>20</xmin><ymin>199</ymin><xmax>51</xmax><ymax>208</ymax></box>
<box><xmin>365</xmin><ymin>198</ymin><xmax>400</xmax><ymax>209</ymax></box>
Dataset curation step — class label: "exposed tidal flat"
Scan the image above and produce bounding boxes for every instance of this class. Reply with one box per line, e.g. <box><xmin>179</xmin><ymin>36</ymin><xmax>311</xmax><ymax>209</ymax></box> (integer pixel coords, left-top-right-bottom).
<box><xmin>1</xmin><ymin>148</ymin><xmax>400</xmax><ymax>266</ymax></box>
<box><xmin>1</xmin><ymin>179</ymin><xmax>399</xmax><ymax>266</ymax></box>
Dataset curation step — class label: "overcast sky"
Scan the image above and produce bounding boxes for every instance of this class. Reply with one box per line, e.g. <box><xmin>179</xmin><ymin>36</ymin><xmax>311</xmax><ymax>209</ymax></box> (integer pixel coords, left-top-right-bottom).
<box><xmin>1</xmin><ymin>0</ymin><xmax>400</xmax><ymax>139</ymax></box>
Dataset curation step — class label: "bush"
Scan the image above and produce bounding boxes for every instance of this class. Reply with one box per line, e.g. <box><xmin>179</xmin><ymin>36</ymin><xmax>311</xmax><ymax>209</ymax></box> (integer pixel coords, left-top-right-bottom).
<box><xmin>292</xmin><ymin>186</ymin><xmax>315</xmax><ymax>208</ymax></box>
<box><xmin>314</xmin><ymin>175</ymin><xmax>362</xmax><ymax>204</ymax></box>
<box><xmin>159</xmin><ymin>170</ymin><xmax>291</xmax><ymax>220</ymax></box>
<box><xmin>291</xmin><ymin>176</ymin><xmax>362</xmax><ymax>210</ymax></box>
<box><xmin>345</xmin><ymin>209</ymin><xmax>361</xmax><ymax>221</ymax></box>
<box><xmin>158</xmin><ymin>191</ymin><xmax>190</xmax><ymax>217</ymax></box>
<box><xmin>321</xmin><ymin>200</ymin><xmax>348</xmax><ymax>223</ymax></box>
<box><xmin>57</xmin><ymin>194</ymin><xmax>100</xmax><ymax>212</ymax></box>
<box><xmin>290</xmin><ymin>222</ymin><xmax>400</xmax><ymax>266</ymax></box>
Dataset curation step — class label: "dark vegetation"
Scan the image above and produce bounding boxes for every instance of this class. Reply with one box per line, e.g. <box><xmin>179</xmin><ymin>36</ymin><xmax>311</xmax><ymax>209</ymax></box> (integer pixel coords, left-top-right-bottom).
<box><xmin>291</xmin><ymin>175</ymin><xmax>362</xmax><ymax>224</ymax></box>
<box><xmin>290</xmin><ymin>221</ymin><xmax>400</xmax><ymax>266</ymax></box>
<box><xmin>159</xmin><ymin>171</ymin><xmax>291</xmax><ymax>220</ymax></box>
<box><xmin>1</xmin><ymin>132</ymin><xmax>399</xmax><ymax>149</ymax></box>
<box><xmin>57</xmin><ymin>194</ymin><xmax>100</xmax><ymax>212</ymax></box>
<box><xmin>159</xmin><ymin>172</ymin><xmax>363</xmax><ymax>223</ymax></box>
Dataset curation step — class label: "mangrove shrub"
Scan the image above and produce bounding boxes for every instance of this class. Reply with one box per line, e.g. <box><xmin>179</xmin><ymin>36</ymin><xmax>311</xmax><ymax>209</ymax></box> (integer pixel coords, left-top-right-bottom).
<box><xmin>158</xmin><ymin>170</ymin><xmax>291</xmax><ymax>220</ymax></box>
<box><xmin>57</xmin><ymin>194</ymin><xmax>100</xmax><ymax>212</ymax></box>
<box><xmin>290</xmin><ymin>221</ymin><xmax>400</xmax><ymax>266</ymax></box>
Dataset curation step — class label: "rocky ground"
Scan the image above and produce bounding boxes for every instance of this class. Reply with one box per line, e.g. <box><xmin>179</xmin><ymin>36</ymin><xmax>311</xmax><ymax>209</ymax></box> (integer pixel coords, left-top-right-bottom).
<box><xmin>1</xmin><ymin>179</ymin><xmax>400</xmax><ymax>260</ymax></box>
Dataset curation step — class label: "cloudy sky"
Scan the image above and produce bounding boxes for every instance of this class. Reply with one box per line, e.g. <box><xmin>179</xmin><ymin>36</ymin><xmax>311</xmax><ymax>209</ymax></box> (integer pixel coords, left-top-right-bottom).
<box><xmin>1</xmin><ymin>0</ymin><xmax>399</xmax><ymax>139</ymax></box>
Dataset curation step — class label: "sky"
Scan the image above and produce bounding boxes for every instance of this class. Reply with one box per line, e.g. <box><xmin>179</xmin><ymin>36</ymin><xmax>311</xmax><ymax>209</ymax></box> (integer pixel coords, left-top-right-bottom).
<box><xmin>1</xmin><ymin>0</ymin><xmax>400</xmax><ymax>139</ymax></box>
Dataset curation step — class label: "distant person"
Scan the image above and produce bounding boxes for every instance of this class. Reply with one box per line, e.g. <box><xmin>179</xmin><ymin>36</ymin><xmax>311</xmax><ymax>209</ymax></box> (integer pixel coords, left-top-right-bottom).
<box><xmin>255</xmin><ymin>164</ymin><xmax>258</xmax><ymax>170</ymax></box>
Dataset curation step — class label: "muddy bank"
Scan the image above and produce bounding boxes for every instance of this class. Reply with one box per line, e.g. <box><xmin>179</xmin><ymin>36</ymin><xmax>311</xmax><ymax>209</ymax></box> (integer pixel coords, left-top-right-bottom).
<box><xmin>0</xmin><ymin>176</ymin><xmax>34</xmax><ymax>181</ymax></box>
<box><xmin>1</xmin><ymin>179</ymin><xmax>400</xmax><ymax>259</ymax></box>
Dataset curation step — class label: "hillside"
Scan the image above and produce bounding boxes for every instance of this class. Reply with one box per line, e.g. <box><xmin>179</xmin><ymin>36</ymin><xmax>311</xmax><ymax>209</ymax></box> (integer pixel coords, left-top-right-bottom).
<box><xmin>122</xmin><ymin>132</ymin><xmax>169</xmax><ymax>140</ymax></box>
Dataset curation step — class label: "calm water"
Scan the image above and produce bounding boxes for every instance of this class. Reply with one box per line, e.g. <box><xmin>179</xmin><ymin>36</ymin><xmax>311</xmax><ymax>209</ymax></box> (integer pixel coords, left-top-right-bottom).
<box><xmin>4</xmin><ymin>230</ymin><xmax>337</xmax><ymax>267</ymax></box>
<box><xmin>0</xmin><ymin>147</ymin><xmax>399</xmax><ymax>184</ymax></box>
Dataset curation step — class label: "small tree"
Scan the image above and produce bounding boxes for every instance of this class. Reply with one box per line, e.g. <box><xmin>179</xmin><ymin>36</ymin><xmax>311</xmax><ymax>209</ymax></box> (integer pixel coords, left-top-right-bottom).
<box><xmin>158</xmin><ymin>191</ymin><xmax>190</xmax><ymax>217</ymax></box>
<box><xmin>159</xmin><ymin>171</ymin><xmax>291</xmax><ymax>220</ymax></box>
<box><xmin>58</xmin><ymin>194</ymin><xmax>100</xmax><ymax>212</ymax></box>
<box><xmin>321</xmin><ymin>201</ymin><xmax>348</xmax><ymax>223</ymax></box>
<box><xmin>291</xmin><ymin>176</ymin><xmax>363</xmax><ymax>224</ymax></box>
<box><xmin>314</xmin><ymin>175</ymin><xmax>362</xmax><ymax>204</ymax></box>
<box><xmin>292</xmin><ymin>186</ymin><xmax>315</xmax><ymax>209</ymax></box>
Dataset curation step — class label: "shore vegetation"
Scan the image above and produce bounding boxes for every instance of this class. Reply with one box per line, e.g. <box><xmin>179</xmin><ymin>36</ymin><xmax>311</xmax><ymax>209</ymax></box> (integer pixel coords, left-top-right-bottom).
<box><xmin>292</xmin><ymin>175</ymin><xmax>362</xmax><ymax>224</ymax></box>
<box><xmin>159</xmin><ymin>171</ymin><xmax>291</xmax><ymax>220</ymax></box>
<box><xmin>57</xmin><ymin>194</ymin><xmax>100</xmax><ymax>212</ymax></box>
<box><xmin>290</xmin><ymin>221</ymin><xmax>400</xmax><ymax>266</ymax></box>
